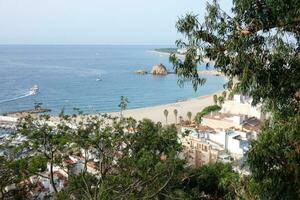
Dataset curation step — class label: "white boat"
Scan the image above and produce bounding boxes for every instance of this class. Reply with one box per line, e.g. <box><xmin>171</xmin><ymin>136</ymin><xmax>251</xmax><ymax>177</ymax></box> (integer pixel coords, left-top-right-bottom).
<box><xmin>29</xmin><ymin>85</ymin><xmax>39</xmax><ymax>95</ymax></box>
<box><xmin>96</xmin><ymin>75</ymin><xmax>102</xmax><ymax>81</ymax></box>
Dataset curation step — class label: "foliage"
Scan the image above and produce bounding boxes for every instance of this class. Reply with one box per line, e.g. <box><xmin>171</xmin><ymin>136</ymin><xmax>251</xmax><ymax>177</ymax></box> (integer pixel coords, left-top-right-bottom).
<box><xmin>0</xmin><ymin>155</ymin><xmax>47</xmax><ymax>199</ymax></box>
<box><xmin>54</xmin><ymin>172</ymin><xmax>98</xmax><ymax>200</ymax></box>
<box><xmin>171</xmin><ymin>0</ymin><xmax>300</xmax><ymax>198</ymax></box>
<box><xmin>218</xmin><ymin>96</ymin><xmax>225</xmax><ymax>106</ymax></box>
<box><xmin>1</xmin><ymin>111</ymin><xmax>245</xmax><ymax>199</ymax></box>
<box><xmin>222</xmin><ymin>91</ymin><xmax>227</xmax><ymax>99</ymax></box>
<box><xmin>119</xmin><ymin>96</ymin><xmax>129</xmax><ymax>119</ymax></box>
<box><xmin>16</xmin><ymin>114</ymin><xmax>72</xmax><ymax>193</ymax></box>
<box><xmin>54</xmin><ymin>118</ymin><xmax>185</xmax><ymax>199</ymax></box>
<box><xmin>177</xmin><ymin>163</ymin><xmax>239</xmax><ymax>199</ymax></box>
<box><xmin>247</xmin><ymin>116</ymin><xmax>300</xmax><ymax>199</ymax></box>
<box><xmin>170</xmin><ymin>0</ymin><xmax>300</xmax><ymax>116</ymax></box>
<box><xmin>213</xmin><ymin>94</ymin><xmax>218</xmax><ymax>105</ymax></box>
<box><xmin>194</xmin><ymin>105</ymin><xmax>221</xmax><ymax>124</ymax></box>
<box><xmin>0</xmin><ymin>156</ymin><xmax>15</xmax><ymax>198</ymax></box>
<box><xmin>34</xmin><ymin>102</ymin><xmax>43</xmax><ymax>110</ymax></box>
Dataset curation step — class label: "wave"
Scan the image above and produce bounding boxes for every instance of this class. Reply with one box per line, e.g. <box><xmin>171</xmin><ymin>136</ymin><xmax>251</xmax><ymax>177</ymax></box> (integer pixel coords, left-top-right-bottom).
<box><xmin>0</xmin><ymin>90</ymin><xmax>35</xmax><ymax>104</ymax></box>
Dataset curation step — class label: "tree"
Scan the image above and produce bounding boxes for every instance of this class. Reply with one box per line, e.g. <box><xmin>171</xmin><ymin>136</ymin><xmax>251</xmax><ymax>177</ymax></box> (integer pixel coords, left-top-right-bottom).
<box><xmin>0</xmin><ymin>153</ymin><xmax>48</xmax><ymax>199</ymax></box>
<box><xmin>187</xmin><ymin>111</ymin><xmax>192</xmax><ymax>124</ymax></box>
<box><xmin>5</xmin><ymin>113</ymin><xmax>245</xmax><ymax>199</ymax></box>
<box><xmin>247</xmin><ymin>116</ymin><xmax>300</xmax><ymax>199</ymax></box>
<box><xmin>163</xmin><ymin>109</ymin><xmax>169</xmax><ymax>124</ymax></box>
<box><xmin>213</xmin><ymin>94</ymin><xmax>218</xmax><ymax>105</ymax></box>
<box><xmin>222</xmin><ymin>91</ymin><xmax>227</xmax><ymax>99</ymax></box>
<box><xmin>55</xmin><ymin>119</ymin><xmax>185</xmax><ymax>199</ymax></box>
<box><xmin>228</xmin><ymin>92</ymin><xmax>234</xmax><ymax>100</ymax></box>
<box><xmin>0</xmin><ymin>156</ymin><xmax>15</xmax><ymax>199</ymax></box>
<box><xmin>179</xmin><ymin>163</ymin><xmax>239</xmax><ymax>199</ymax></box>
<box><xmin>218</xmin><ymin>96</ymin><xmax>225</xmax><ymax>106</ymax></box>
<box><xmin>171</xmin><ymin>0</ymin><xmax>300</xmax><ymax>117</ymax></box>
<box><xmin>55</xmin><ymin>172</ymin><xmax>98</xmax><ymax>200</ymax></box>
<box><xmin>179</xmin><ymin>116</ymin><xmax>183</xmax><ymax>125</ymax></box>
<box><xmin>118</xmin><ymin>96</ymin><xmax>129</xmax><ymax>120</ymax></box>
<box><xmin>173</xmin><ymin>109</ymin><xmax>178</xmax><ymax>124</ymax></box>
<box><xmin>171</xmin><ymin>0</ymin><xmax>300</xmax><ymax>198</ymax></box>
<box><xmin>194</xmin><ymin>105</ymin><xmax>221</xmax><ymax>125</ymax></box>
<box><xmin>34</xmin><ymin>102</ymin><xmax>42</xmax><ymax>110</ymax></box>
<box><xmin>72</xmin><ymin>116</ymin><xmax>100</xmax><ymax>172</ymax></box>
<box><xmin>17</xmin><ymin>114</ymin><xmax>72</xmax><ymax>193</ymax></box>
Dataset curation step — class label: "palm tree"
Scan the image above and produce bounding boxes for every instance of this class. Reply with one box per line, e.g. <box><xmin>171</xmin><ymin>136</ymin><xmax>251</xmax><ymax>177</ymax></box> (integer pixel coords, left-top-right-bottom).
<box><xmin>179</xmin><ymin>116</ymin><xmax>183</xmax><ymax>125</ymax></box>
<box><xmin>34</xmin><ymin>102</ymin><xmax>43</xmax><ymax>110</ymax></box>
<box><xmin>119</xmin><ymin>96</ymin><xmax>129</xmax><ymax>120</ymax></box>
<box><xmin>218</xmin><ymin>96</ymin><xmax>225</xmax><ymax>106</ymax></box>
<box><xmin>213</xmin><ymin>94</ymin><xmax>218</xmax><ymax>105</ymax></box>
<box><xmin>228</xmin><ymin>92</ymin><xmax>234</xmax><ymax>100</ymax></box>
<box><xmin>163</xmin><ymin>109</ymin><xmax>169</xmax><ymax>124</ymax></box>
<box><xmin>173</xmin><ymin>109</ymin><xmax>178</xmax><ymax>124</ymax></box>
<box><xmin>222</xmin><ymin>91</ymin><xmax>227</xmax><ymax>99</ymax></box>
<box><xmin>187</xmin><ymin>111</ymin><xmax>192</xmax><ymax>124</ymax></box>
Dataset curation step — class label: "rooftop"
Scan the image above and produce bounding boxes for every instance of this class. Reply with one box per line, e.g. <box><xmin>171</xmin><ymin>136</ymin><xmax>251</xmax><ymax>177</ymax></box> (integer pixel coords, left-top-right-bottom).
<box><xmin>203</xmin><ymin>112</ymin><xmax>246</xmax><ymax>121</ymax></box>
<box><xmin>242</xmin><ymin>117</ymin><xmax>261</xmax><ymax>131</ymax></box>
<box><xmin>196</xmin><ymin>125</ymin><xmax>215</xmax><ymax>132</ymax></box>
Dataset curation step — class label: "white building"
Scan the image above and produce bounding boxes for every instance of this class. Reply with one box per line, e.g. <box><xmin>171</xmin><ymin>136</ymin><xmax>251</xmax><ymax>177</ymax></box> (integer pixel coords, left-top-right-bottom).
<box><xmin>221</xmin><ymin>94</ymin><xmax>265</xmax><ymax>120</ymax></box>
<box><xmin>180</xmin><ymin>126</ymin><xmax>226</xmax><ymax>167</ymax></box>
<box><xmin>207</xmin><ymin>129</ymin><xmax>250</xmax><ymax>159</ymax></box>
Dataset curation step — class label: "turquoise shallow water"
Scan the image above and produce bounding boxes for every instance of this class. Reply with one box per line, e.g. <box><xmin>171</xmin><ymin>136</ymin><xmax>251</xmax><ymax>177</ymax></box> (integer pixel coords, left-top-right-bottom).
<box><xmin>0</xmin><ymin>45</ymin><xmax>225</xmax><ymax>114</ymax></box>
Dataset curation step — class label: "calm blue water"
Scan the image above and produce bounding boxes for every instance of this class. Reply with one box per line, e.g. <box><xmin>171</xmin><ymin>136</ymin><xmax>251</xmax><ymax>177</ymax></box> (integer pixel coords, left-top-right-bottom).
<box><xmin>0</xmin><ymin>45</ymin><xmax>225</xmax><ymax>114</ymax></box>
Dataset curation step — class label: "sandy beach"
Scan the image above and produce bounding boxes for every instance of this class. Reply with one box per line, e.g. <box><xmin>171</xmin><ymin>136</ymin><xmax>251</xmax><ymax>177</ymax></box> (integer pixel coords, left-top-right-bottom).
<box><xmin>108</xmin><ymin>91</ymin><xmax>222</xmax><ymax>124</ymax></box>
<box><xmin>3</xmin><ymin>91</ymin><xmax>222</xmax><ymax>125</ymax></box>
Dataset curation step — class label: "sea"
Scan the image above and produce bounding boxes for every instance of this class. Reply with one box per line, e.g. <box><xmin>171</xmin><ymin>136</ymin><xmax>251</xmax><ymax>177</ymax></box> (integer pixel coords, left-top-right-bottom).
<box><xmin>0</xmin><ymin>45</ymin><xmax>225</xmax><ymax>114</ymax></box>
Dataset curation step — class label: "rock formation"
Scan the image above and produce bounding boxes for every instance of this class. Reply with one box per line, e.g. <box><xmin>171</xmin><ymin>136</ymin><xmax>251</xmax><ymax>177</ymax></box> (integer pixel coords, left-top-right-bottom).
<box><xmin>134</xmin><ymin>69</ymin><xmax>148</xmax><ymax>75</ymax></box>
<box><xmin>151</xmin><ymin>64</ymin><xmax>168</xmax><ymax>75</ymax></box>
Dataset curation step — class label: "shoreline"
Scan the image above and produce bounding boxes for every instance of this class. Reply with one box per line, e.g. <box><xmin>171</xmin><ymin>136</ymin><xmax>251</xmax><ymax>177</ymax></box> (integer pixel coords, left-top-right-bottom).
<box><xmin>106</xmin><ymin>90</ymin><xmax>223</xmax><ymax>124</ymax></box>
<box><xmin>3</xmin><ymin>91</ymin><xmax>223</xmax><ymax>125</ymax></box>
<box><xmin>2</xmin><ymin>49</ymin><xmax>224</xmax><ymax>122</ymax></box>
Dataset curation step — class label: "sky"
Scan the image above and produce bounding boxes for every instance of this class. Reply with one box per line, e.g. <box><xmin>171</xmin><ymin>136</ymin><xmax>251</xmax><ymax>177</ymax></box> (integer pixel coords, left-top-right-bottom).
<box><xmin>0</xmin><ymin>0</ymin><xmax>232</xmax><ymax>45</ymax></box>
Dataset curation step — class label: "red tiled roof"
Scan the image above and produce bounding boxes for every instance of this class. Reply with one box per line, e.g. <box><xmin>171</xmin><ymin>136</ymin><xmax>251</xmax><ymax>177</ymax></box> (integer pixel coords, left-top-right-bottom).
<box><xmin>197</xmin><ymin>125</ymin><xmax>215</xmax><ymax>132</ymax></box>
<box><xmin>243</xmin><ymin>117</ymin><xmax>261</xmax><ymax>131</ymax></box>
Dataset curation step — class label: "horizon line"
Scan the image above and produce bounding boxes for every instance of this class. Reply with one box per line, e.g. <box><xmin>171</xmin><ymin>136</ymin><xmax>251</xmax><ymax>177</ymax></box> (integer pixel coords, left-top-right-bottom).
<box><xmin>0</xmin><ymin>43</ymin><xmax>176</xmax><ymax>46</ymax></box>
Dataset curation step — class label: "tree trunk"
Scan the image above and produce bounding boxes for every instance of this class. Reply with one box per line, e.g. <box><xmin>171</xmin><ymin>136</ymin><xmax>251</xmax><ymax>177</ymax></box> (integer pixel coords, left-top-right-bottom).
<box><xmin>84</xmin><ymin>149</ymin><xmax>88</xmax><ymax>172</ymax></box>
<box><xmin>120</xmin><ymin>109</ymin><xmax>123</xmax><ymax>120</ymax></box>
<box><xmin>0</xmin><ymin>188</ymin><xmax>4</xmax><ymax>200</ymax></box>
<box><xmin>50</xmin><ymin>154</ymin><xmax>58</xmax><ymax>193</ymax></box>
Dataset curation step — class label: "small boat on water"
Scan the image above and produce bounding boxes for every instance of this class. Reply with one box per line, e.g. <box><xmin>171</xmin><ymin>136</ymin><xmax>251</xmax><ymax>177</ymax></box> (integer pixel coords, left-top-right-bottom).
<box><xmin>96</xmin><ymin>75</ymin><xmax>102</xmax><ymax>81</ymax></box>
<box><xmin>29</xmin><ymin>85</ymin><xmax>39</xmax><ymax>95</ymax></box>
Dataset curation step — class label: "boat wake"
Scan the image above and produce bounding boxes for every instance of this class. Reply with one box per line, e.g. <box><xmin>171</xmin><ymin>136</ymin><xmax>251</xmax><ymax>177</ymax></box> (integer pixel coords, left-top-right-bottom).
<box><xmin>0</xmin><ymin>87</ymin><xmax>38</xmax><ymax>104</ymax></box>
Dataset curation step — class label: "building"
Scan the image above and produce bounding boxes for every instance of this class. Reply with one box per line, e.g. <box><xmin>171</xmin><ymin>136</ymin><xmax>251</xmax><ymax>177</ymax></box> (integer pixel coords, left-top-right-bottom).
<box><xmin>221</xmin><ymin>94</ymin><xmax>265</xmax><ymax>120</ymax></box>
<box><xmin>202</xmin><ymin>111</ymin><xmax>261</xmax><ymax>133</ymax></box>
<box><xmin>202</xmin><ymin>112</ymin><xmax>249</xmax><ymax>130</ymax></box>
<box><xmin>180</xmin><ymin>126</ymin><xmax>225</xmax><ymax>167</ymax></box>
